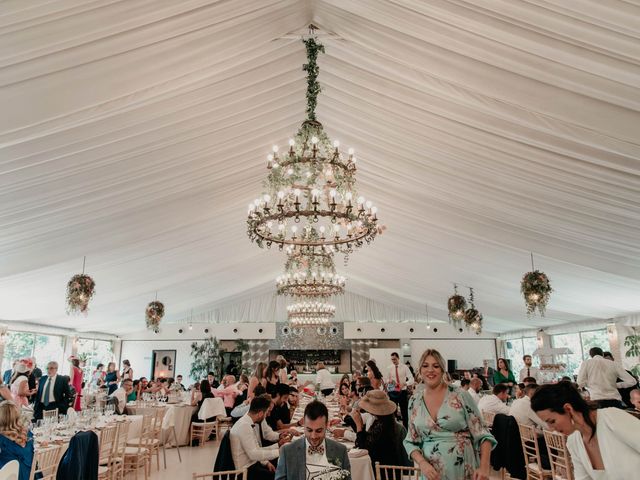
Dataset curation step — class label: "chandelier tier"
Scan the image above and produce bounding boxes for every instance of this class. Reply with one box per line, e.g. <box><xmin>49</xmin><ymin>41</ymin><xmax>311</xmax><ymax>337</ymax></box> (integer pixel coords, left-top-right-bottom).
<box><xmin>287</xmin><ymin>300</ymin><xmax>336</xmax><ymax>326</ymax></box>
<box><xmin>246</xmin><ymin>36</ymin><xmax>381</xmax><ymax>257</ymax></box>
<box><xmin>276</xmin><ymin>251</ymin><xmax>345</xmax><ymax>298</ymax></box>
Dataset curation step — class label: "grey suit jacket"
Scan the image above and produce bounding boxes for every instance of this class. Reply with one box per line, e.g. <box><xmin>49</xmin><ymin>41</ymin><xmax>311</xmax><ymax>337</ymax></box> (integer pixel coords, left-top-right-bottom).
<box><xmin>275</xmin><ymin>437</ymin><xmax>351</xmax><ymax>480</ymax></box>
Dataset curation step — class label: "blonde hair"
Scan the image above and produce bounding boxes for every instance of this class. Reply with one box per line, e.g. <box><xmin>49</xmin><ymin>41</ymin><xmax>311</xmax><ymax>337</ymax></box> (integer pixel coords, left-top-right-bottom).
<box><xmin>0</xmin><ymin>401</ymin><xmax>27</xmax><ymax>442</ymax></box>
<box><xmin>253</xmin><ymin>362</ymin><xmax>267</xmax><ymax>380</ymax></box>
<box><xmin>417</xmin><ymin>349</ymin><xmax>447</xmax><ymax>383</ymax></box>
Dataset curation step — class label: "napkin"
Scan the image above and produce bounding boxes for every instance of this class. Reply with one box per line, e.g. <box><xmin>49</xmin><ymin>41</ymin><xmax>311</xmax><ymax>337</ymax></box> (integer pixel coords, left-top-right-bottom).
<box><xmin>348</xmin><ymin>448</ymin><xmax>368</xmax><ymax>458</ymax></box>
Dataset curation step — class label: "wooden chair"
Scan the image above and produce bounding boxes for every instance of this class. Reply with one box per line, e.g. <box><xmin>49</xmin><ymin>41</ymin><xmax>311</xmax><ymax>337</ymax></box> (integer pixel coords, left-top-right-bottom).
<box><xmin>192</xmin><ymin>469</ymin><xmax>247</xmax><ymax>480</ymax></box>
<box><xmin>543</xmin><ymin>430</ymin><xmax>574</xmax><ymax>480</ymax></box>
<box><xmin>110</xmin><ymin>419</ymin><xmax>130</xmax><ymax>480</ymax></box>
<box><xmin>29</xmin><ymin>444</ymin><xmax>63</xmax><ymax>480</ymax></box>
<box><xmin>216</xmin><ymin>416</ymin><xmax>233</xmax><ymax>439</ymax></box>
<box><xmin>97</xmin><ymin>424</ymin><xmax>118</xmax><ymax>479</ymax></box>
<box><xmin>0</xmin><ymin>460</ymin><xmax>19</xmax><ymax>480</ymax></box>
<box><xmin>482</xmin><ymin>411</ymin><xmax>496</xmax><ymax>427</ymax></box>
<box><xmin>375</xmin><ymin>463</ymin><xmax>420</xmax><ymax>480</ymax></box>
<box><xmin>150</xmin><ymin>407</ymin><xmax>168</xmax><ymax>471</ymax></box>
<box><xmin>42</xmin><ymin>409</ymin><xmax>59</xmax><ymax>422</ymax></box>
<box><xmin>123</xmin><ymin>414</ymin><xmax>154</xmax><ymax>480</ymax></box>
<box><xmin>190</xmin><ymin>420</ymin><xmax>217</xmax><ymax>447</ymax></box>
<box><xmin>518</xmin><ymin>424</ymin><xmax>552</xmax><ymax>480</ymax></box>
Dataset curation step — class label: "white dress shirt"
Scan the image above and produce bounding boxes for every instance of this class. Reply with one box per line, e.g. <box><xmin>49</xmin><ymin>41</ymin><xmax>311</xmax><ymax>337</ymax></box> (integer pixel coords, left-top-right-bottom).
<box><xmin>316</xmin><ymin>369</ymin><xmax>334</xmax><ymax>390</ymax></box>
<box><xmin>386</xmin><ymin>363</ymin><xmax>410</xmax><ymax>390</ymax></box>
<box><xmin>567</xmin><ymin>408</ymin><xmax>640</xmax><ymax>480</ymax></box>
<box><xmin>468</xmin><ymin>389</ymin><xmax>481</xmax><ymax>405</ymax></box>
<box><xmin>518</xmin><ymin>366</ymin><xmax>542</xmax><ymax>383</ymax></box>
<box><xmin>577</xmin><ymin>355</ymin><xmax>636</xmax><ymax>401</ymax></box>
<box><xmin>41</xmin><ymin>375</ymin><xmax>57</xmax><ymax>403</ymax></box>
<box><xmin>229</xmin><ymin>413</ymin><xmax>279</xmax><ymax>470</ymax></box>
<box><xmin>109</xmin><ymin>387</ymin><xmax>128</xmax><ymax>414</ymax></box>
<box><xmin>509</xmin><ymin>396</ymin><xmax>547</xmax><ymax>430</ymax></box>
<box><xmin>343</xmin><ymin>412</ymin><xmax>375</xmax><ymax>442</ymax></box>
<box><xmin>477</xmin><ymin>394</ymin><xmax>510</xmax><ymax>416</ymax></box>
<box><xmin>305</xmin><ymin>439</ymin><xmax>329</xmax><ymax>467</ymax></box>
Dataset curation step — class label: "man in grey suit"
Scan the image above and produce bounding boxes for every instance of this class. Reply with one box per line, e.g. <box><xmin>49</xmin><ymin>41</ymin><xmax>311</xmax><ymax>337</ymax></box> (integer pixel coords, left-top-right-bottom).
<box><xmin>275</xmin><ymin>400</ymin><xmax>351</xmax><ymax>480</ymax></box>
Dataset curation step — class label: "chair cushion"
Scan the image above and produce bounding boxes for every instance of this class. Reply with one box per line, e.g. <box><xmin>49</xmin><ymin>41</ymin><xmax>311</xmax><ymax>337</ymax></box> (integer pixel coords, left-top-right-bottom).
<box><xmin>126</xmin><ymin>438</ymin><xmax>159</xmax><ymax>446</ymax></box>
<box><xmin>124</xmin><ymin>446</ymin><xmax>149</xmax><ymax>455</ymax></box>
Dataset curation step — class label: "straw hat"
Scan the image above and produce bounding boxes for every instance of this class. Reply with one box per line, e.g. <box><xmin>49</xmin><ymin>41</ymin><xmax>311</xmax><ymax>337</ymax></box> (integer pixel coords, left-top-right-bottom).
<box><xmin>357</xmin><ymin>390</ymin><xmax>397</xmax><ymax>416</ymax></box>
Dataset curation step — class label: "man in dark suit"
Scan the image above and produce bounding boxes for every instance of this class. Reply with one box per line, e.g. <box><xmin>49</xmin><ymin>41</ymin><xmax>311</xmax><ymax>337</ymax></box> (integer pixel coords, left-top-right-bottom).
<box><xmin>276</xmin><ymin>400</ymin><xmax>351</xmax><ymax>480</ymax></box>
<box><xmin>33</xmin><ymin>361</ymin><xmax>72</xmax><ymax>421</ymax></box>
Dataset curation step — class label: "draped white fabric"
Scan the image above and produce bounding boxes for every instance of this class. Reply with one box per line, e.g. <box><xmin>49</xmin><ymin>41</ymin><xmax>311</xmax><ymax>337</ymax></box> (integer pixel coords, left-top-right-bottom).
<box><xmin>1</xmin><ymin>0</ymin><xmax>639</xmax><ymax>334</ymax></box>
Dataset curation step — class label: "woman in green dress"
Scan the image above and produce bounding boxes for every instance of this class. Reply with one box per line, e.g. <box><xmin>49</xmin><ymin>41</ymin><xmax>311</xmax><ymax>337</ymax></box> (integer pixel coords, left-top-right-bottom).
<box><xmin>404</xmin><ymin>349</ymin><xmax>496</xmax><ymax>480</ymax></box>
<box><xmin>493</xmin><ymin>358</ymin><xmax>516</xmax><ymax>392</ymax></box>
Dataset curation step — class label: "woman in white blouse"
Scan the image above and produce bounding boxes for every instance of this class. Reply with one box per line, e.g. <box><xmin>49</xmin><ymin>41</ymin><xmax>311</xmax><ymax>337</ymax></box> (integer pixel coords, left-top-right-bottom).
<box><xmin>531</xmin><ymin>381</ymin><xmax>640</xmax><ymax>480</ymax></box>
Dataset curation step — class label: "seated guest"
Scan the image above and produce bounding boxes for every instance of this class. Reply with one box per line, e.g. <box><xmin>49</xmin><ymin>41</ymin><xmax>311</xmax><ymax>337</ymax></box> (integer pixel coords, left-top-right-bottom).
<box><xmin>192</xmin><ymin>379</ymin><xmax>214</xmax><ymax>422</ymax></box>
<box><xmin>366</xmin><ymin>360</ymin><xmax>384</xmax><ymax>391</ymax></box>
<box><xmin>266</xmin><ymin>383</ymin><xmax>292</xmax><ymax>430</ymax></box>
<box><xmin>190</xmin><ymin>382</ymin><xmax>202</xmax><ymax>406</ymax></box>
<box><xmin>232</xmin><ymin>385</ymin><xmax>266</xmax><ymax>419</ymax></box>
<box><xmin>287</xmin><ymin>386</ymin><xmax>299</xmax><ymax>420</ymax></box>
<box><xmin>174</xmin><ymin>375</ymin><xmax>186</xmax><ymax>391</ymax></box>
<box><xmin>275</xmin><ymin>400</ymin><xmax>350</xmax><ymax>480</ymax></box>
<box><xmin>477</xmin><ymin>384</ymin><xmax>511</xmax><ymax>416</ymax></box>
<box><xmin>522</xmin><ymin>376</ymin><xmax>538</xmax><ymax>386</ymax></box>
<box><xmin>514</xmin><ymin>383</ymin><xmax>526</xmax><ymax>399</ymax></box>
<box><xmin>207</xmin><ymin>372</ymin><xmax>220</xmax><ymax>390</ymax></box>
<box><xmin>128</xmin><ymin>380</ymin><xmax>138</xmax><ymax>402</ymax></box>
<box><xmin>629</xmin><ymin>389</ymin><xmax>640</xmax><ymax>412</ymax></box>
<box><xmin>532</xmin><ymin>381</ymin><xmax>640</xmax><ymax>479</ymax></box>
<box><xmin>109</xmin><ymin>379</ymin><xmax>133</xmax><ymax>414</ymax></box>
<box><xmin>468</xmin><ymin>378</ymin><xmax>482</xmax><ymax>404</ymax></box>
<box><xmin>0</xmin><ymin>401</ymin><xmax>34</xmax><ymax>480</ymax></box>
<box><xmin>353</xmin><ymin>390</ymin><xmax>409</xmax><ymax>469</ymax></box>
<box><xmin>510</xmin><ymin>384</ymin><xmax>547</xmax><ymax>430</ymax></box>
<box><xmin>460</xmin><ymin>378</ymin><xmax>471</xmax><ymax>391</ymax></box>
<box><xmin>33</xmin><ymin>361</ymin><xmax>72</xmax><ymax>421</ymax></box>
<box><xmin>230</xmin><ymin>395</ymin><xmax>286</xmax><ymax>480</ymax></box>
<box><xmin>213</xmin><ymin>375</ymin><xmax>242</xmax><ymax>416</ymax></box>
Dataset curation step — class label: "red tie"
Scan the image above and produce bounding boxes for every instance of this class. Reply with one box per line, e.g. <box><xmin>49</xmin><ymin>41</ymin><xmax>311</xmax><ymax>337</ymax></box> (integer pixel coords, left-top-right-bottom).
<box><xmin>395</xmin><ymin>366</ymin><xmax>401</xmax><ymax>391</ymax></box>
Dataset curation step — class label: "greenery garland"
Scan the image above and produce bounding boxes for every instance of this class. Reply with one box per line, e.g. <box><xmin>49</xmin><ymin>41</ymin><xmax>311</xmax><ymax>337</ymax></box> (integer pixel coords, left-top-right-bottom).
<box><xmin>303</xmin><ymin>38</ymin><xmax>325</xmax><ymax>121</ymax></box>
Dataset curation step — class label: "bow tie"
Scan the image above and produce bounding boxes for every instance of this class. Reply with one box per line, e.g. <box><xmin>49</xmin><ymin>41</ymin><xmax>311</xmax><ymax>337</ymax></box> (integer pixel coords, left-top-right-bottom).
<box><xmin>308</xmin><ymin>444</ymin><xmax>325</xmax><ymax>455</ymax></box>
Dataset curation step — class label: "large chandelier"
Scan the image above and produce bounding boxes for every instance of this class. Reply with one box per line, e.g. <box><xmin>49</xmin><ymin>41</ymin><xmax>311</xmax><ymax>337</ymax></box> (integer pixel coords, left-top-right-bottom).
<box><xmin>276</xmin><ymin>251</ymin><xmax>345</xmax><ymax>298</ymax></box>
<box><xmin>287</xmin><ymin>300</ymin><xmax>336</xmax><ymax>326</ymax></box>
<box><xmin>246</xmin><ymin>35</ymin><xmax>381</xmax><ymax>258</ymax></box>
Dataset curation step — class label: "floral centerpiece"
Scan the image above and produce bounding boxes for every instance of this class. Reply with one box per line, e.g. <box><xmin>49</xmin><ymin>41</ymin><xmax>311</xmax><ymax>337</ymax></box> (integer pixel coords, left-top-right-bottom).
<box><xmin>145</xmin><ymin>301</ymin><xmax>165</xmax><ymax>333</ymax></box>
<box><xmin>521</xmin><ymin>270</ymin><xmax>553</xmax><ymax>316</ymax></box>
<box><xmin>66</xmin><ymin>274</ymin><xmax>95</xmax><ymax>314</ymax></box>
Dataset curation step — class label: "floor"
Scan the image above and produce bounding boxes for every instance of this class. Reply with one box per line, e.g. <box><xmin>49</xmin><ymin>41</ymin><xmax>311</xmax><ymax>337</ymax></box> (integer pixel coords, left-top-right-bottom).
<box><xmin>140</xmin><ymin>441</ymin><xmax>507</xmax><ymax>479</ymax></box>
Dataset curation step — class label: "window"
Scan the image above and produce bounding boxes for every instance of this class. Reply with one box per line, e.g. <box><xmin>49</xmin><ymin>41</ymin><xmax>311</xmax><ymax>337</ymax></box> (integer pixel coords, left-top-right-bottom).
<box><xmin>2</xmin><ymin>331</ymin><xmax>65</xmax><ymax>376</ymax></box>
<box><xmin>580</xmin><ymin>330</ymin><xmax>609</xmax><ymax>359</ymax></box>
<box><xmin>504</xmin><ymin>337</ymin><xmax>538</xmax><ymax>376</ymax></box>
<box><xmin>77</xmin><ymin>338</ymin><xmax>114</xmax><ymax>381</ymax></box>
<box><xmin>522</xmin><ymin>337</ymin><xmax>539</xmax><ymax>364</ymax></box>
<box><xmin>552</xmin><ymin>333</ymin><xmax>584</xmax><ymax>377</ymax></box>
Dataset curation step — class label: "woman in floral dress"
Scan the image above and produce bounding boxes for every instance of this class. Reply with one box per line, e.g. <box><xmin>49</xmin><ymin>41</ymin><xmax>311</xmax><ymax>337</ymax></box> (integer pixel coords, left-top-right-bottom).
<box><xmin>404</xmin><ymin>349</ymin><xmax>496</xmax><ymax>480</ymax></box>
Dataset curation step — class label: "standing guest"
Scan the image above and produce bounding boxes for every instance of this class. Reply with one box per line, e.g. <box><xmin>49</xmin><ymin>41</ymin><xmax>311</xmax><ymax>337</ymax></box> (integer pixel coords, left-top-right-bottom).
<box><xmin>120</xmin><ymin>360</ymin><xmax>133</xmax><ymax>381</ymax></box>
<box><xmin>404</xmin><ymin>349</ymin><xmax>496</xmax><ymax>480</ymax></box>
<box><xmin>276</xmin><ymin>400</ymin><xmax>350</xmax><ymax>480</ymax></box>
<box><xmin>315</xmin><ymin>362</ymin><xmax>334</xmax><ymax>396</ymax></box>
<box><xmin>519</xmin><ymin>355</ymin><xmax>542</xmax><ymax>383</ymax></box>
<box><xmin>10</xmin><ymin>361</ymin><xmax>34</xmax><ymax>408</ymax></box>
<box><xmin>33</xmin><ymin>361</ymin><xmax>72</xmax><ymax>421</ymax></box>
<box><xmin>577</xmin><ymin>347</ymin><xmax>636</xmax><ymax>408</ymax></box>
<box><xmin>0</xmin><ymin>379</ymin><xmax>12</xmax><ymax>402</ymax></box>
<box><xmin>463</xmin><ymin>371</ymin><xmax>472</xmax><ymax>380</ymax></box>
<box><xmin>248</xmin><ymin>362</ymin><xmax>267</xmax><ymax>401</ymax></box>
<box><xmin>603</xmin><ymin>351</ymin><xmax>638</xmax><ymax>407</ymax></box>
<box><xmin>230</xmin><ymin>395</ymin><xmax>283</xmax><ymax>480</ymax></box>
<box><xmin>477</xmin><ymin>384</ymin><xmax>511</xmax><ymax>416</ymax></box>
<box><xmin>90</xmin><ymin>364</ymin><xmax>105</xmax><ymax>389</ymax></box>
<box><xmin>0</xmin><ymin>401</ymin><xmax>34</xmax><ymax>480</ymax></box>
<box><xmin>26</xmin><ymin>360</ymin><xmax>40</xmax><ymax>403</ymax></box>
<box><xmin>386</xmin><ymin>352</ymin><xmax>410</xmax><ymax>428</ymax></box>
<box><xmin>532</xmin><ymin>381</ymin><xmax>640</xmax><ymax>479</ymax></box>
<box><xmin>174</xmin><ymin>375</ymin><xmax>186</xmax><ymax>391</ymax></box>
<box><xmin>265</xmin><ymin>361</ymin><xmax>281</xmax><ymax>397</ymax></box>
<box><xmin>68</xmin><ymin>357</ymin><xmax>83</xmax><ymax>411</ymax></box>
<box><xmin>493</xmin><ymin>358</ymin><xmax>516</xmax><ymax>391</ymax></box>
<box><xmin>468</xmin><ymin>378</ymin><xmax>482</xmax><ymax>404</ymax></box>
<box><xmin>366</xmin><ymin>360</ymin><xmax>384</xmax><ymax>391</ymax></box>
<box><xmin>406</xmin><ymin>361</ymin><xmax>416</xmax><ymax>380</ymax></box>
<box><xmin>276</xmin><ymin>356</ymin><xmax>288</xmax><ymax>385</ymax></box>
<box><xmin>354</xmin><ymin>390</ymin><xmax>408</xmax><ymax>470</ymax></box>
<box><xmin>480</xmin><ymin>360</ymin><xmax>495</xmax><ymax>387</ymax></box>
<box><xmin>510</xmin><ymin>384</ymin><xmax>547</xmax><ymax>430</ymax></box>
<box><xmin>104</xmin><ymin>362</ymin><xmax>120</xmax><ymax>395</ymax></box>
<box><xmin>2</xmin><ymin>362</ymin><xmax>16</xmax><ymax>387</ymax></box>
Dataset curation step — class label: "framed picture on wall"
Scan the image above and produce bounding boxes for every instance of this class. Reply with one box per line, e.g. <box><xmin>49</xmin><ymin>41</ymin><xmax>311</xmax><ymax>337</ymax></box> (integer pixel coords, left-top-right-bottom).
<box><xmin>152</xmin><ymin>349</ymin><xmax>176</xmax><ymax>380</ymax></box>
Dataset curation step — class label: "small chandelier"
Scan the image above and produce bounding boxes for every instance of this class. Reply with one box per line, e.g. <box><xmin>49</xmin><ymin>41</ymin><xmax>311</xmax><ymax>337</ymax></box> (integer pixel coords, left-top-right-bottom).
<box><xmin>276</xmin><ymin>251</ymin><xmax>345</xmax><ymax>298</ymax></box>
<box><xmin>521</xmin><ymin>253</ymin><xmax>553</xmax><ymax>316</ymax></box>
<box><xmin>447</xmin><ymin>283</ymin><xmax>467</xmax><ymax>326</ymax></box>
<box><xmin>246</xmin><ymin>34</ymin><xmax>381</xmax><ymax>258</ymax></box>
<box><xmin>145</xmin><ymin>294</ymin><xmax>165</xmax><ymax>333</ymax></box>
<box><xmin>66</xmin><ymin>257</ymin><xmax>95</xmax><ymax>315</ymax></box>
<box><xmin>464</xmin><ymin>287</ymin><xmax>483</xmax><ymax>335</ymax></box>
<box><xmin>287</xmin><ymin>300</ymin><xmax>335</xmax><ymax>326</ymax></box>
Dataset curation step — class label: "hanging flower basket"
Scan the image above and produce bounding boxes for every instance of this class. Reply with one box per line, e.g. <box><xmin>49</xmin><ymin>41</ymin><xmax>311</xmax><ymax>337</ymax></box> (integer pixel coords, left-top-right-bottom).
<box><xmin>447</xmin><ymin>294</ymin><xmax>467</xmax><ymax>323</ymax></box>
<box><xmin>145</xmin><ymin>301</ymin><xmax>165</xmax><ymax>333</ymax></box>
<box><xmin>521</xmin><ymin>270</ymin><xmax>553</xmax><ymax>316</ymax></box>
<box><xmin>66</xmin><ymin>274</ymin><xmax>95</xmax><ymax>315</ymax></box>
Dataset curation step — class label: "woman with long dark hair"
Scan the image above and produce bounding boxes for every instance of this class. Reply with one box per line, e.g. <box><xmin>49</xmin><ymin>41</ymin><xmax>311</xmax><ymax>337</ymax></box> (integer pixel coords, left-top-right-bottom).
<box><xmin>492</xmin><ymin>358</ymin><xmax>515</xmax><ymax>389</ymax></box>
<box><xmin>264</xmin><ymin>360</ymin><xmax>281</xmax><ymax>396</ymax></box>
<box><xmin>366</xmin><ymin>360</ymin><xmax>384</xmax><ymax>390</ymax></box>
<box><xmin>531</xmin><ymin>381</ymin><xmax>640</xmax><ymax>479</ymax></box>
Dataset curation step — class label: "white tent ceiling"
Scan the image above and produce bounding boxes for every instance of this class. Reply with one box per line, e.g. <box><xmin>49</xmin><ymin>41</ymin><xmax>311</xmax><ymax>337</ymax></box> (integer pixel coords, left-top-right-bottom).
<box><xmin>1</xmin><ymin>0</ymin><xmax>639</xmax><ymax>334</ymax></box>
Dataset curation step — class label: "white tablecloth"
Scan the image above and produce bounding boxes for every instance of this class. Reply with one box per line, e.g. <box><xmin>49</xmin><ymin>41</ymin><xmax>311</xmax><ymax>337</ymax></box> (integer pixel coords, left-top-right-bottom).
<box><xmin>198</xmin><ymin>397</ymin><xmax>226</xmax><ymax>420</ymax></box>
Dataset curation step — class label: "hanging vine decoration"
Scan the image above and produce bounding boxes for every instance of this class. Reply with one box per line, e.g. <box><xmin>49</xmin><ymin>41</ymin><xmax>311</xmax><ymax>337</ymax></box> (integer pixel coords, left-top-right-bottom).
<box><xmin>521</xmin><ymin>253</ymin><xmax>553</xmax><ymax>316</ymax></box>
<box><xmin>302</xmin><ymin>35</ymin><xmax>325</xmax><ymax>121</ymax></box>
<box><xmin>447</xmin><ymin>283</ymin><xmax>467</xmax><ymax>326</ymax></box>
<box><xmin>66</xmin><ymin>256</ymin><xmax>95</xmax><ymax>315</ymax></box>
<box><xmin>145</xmin><ymin>293</ymin><xmax>165</xmax><ymax>333</ymax></box>
<box><xmin>464</xmin><ymin>287</ymin><xmax>483</xmax><ymax>335</ymax></box>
